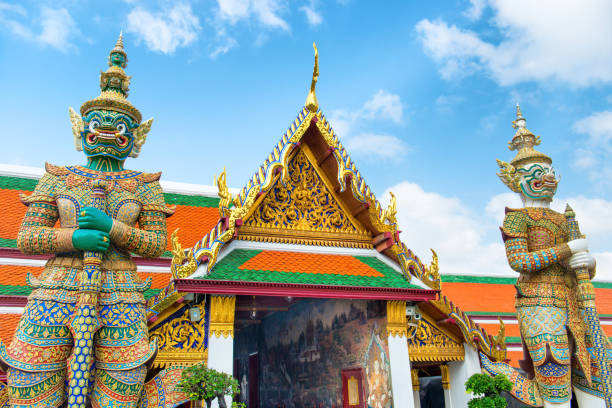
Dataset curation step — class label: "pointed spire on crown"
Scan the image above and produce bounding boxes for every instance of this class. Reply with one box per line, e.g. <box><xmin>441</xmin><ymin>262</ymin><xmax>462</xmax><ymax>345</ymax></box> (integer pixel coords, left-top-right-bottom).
<box><xmin>305</xmin><ymin>42</ymin><xmax>319</xmax><ymax>113</ymax></box>
<box><xmin>109</xmin><ymin>31</ymin><xmax>127</xmax><ymax>68</ymax></box>
<box><xmin>80</xmin><ymin>34</ymin><xmax>141</xmax><ymax>123</ymax></box>
<box><xmin>506</xmin><ymin>104</ymin><xmax>550</xmax><ymax>166</ymax></box>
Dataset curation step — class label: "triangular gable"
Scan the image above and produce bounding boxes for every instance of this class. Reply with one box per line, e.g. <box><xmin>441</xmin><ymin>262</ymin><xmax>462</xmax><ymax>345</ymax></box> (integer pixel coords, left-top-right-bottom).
<box><xmin>239</xmin><ymin>145</ymin><xmax>371</xmax><ymax>248</ymax></box>
<box><xmin>169</xmin><ymin>106</ymin><xmax>435</xmax><ymax>285</ymax></box>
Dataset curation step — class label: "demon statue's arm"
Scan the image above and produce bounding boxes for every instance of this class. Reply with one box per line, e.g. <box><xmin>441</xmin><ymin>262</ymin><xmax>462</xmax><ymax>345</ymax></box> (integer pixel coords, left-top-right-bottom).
<box><xmin>109</xmin><ymin>178</ymin><xmax>173</xmax><ymax>258</ymax></box>
<box><xmin>17</xmin><ymin>172</ymin><xmax>74</xmax><ymax>254</ymax></box>
<box><xmin>501</xmin><ymin>209</ymin><xmax>573</xmax><ymax>274</ymax></box>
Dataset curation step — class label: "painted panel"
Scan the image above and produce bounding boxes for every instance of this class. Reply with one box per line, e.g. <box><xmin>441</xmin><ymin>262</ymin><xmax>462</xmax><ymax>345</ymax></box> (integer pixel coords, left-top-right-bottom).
<box><xmin>234</xmin><ymin>299</ymin><xmax>393</xmax><ymax>408</ymax></box>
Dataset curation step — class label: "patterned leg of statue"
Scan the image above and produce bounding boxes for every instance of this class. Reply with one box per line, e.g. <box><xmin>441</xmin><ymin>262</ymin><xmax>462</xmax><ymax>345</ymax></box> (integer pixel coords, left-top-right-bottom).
<box><xmin>517</xmin><ymin>305</ymin><xmax>572</xmax><ymax>405</ymax></box>
<box><xmin>91</xmin><ymin>302</ymin><xmax>155</xmax><ymax>407</ymax></box>
<box><xmin>6</xmin><ymin>368</ymin><xmax>66</xmax><ymax>408</ymax></box>
<box><xmin>91</xmin><ymin>366</ymin><xmax>147</xmax><ymax>407</ymax></box>
<box><xmin>0</xmin><ymin>299</ymin><xmax>75</xmax><ymax>407</ymax></box>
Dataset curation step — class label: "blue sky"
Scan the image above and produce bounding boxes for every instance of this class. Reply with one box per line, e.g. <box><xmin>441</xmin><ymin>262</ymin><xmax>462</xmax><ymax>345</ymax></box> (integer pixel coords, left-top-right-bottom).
<box><xmin>1</xmin><ymin>0</ymin><xmax>612</xmax><ymax>277</ymax></box>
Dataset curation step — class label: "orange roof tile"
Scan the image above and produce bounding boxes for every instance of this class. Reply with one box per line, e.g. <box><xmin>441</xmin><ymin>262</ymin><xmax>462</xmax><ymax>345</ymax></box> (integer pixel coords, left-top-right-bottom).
<box><xmin>595</xmin><ymin>288</ymin><xmax>612</xmax><ymax>315</ymax></box>
<box><xmin>139</xmin><ymin>272</ymin><xmax>173</xmax><ymax>289</ymax></box>
<box><xmin>0</xmin><ymin>189</ymin><xmax>28</xmax><ymax>241</ymax></box>
<box><xmin>0</xmin><ymin>265</ymin><xmax>42</xmax><ymax>286</ymax></box>
<box><xmin>238</xmin><ymin>251</ymin><xmax>384</xmax><ymax>277</ymax></box>
<box><xmin>165</xmin><ymin>205</ymin><xmax>219</xmax><ymax>251</ymax></box>
<box><xmin>441</xmin><ymin>282</ymin><xmax>517</xmax><ymax>314</ymax></box>
<box><xmin>506</xmin><ymin>350</ymin><xmax>524</xmax><ymax>367</ymax></box>
<box><xmin>0</xmin><ymin>314</ymin><xmax>21</xmax><ymax>345</ymax></box>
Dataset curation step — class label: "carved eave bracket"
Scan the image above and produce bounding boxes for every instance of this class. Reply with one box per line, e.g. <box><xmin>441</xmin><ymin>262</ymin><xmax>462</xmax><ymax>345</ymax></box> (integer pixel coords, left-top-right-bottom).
<box><xmin>209</xmin><ymin>295</ymin><xmax>236</xmax><ymax>338</ymax></box>
<box><xmin>386</xmin><ymin>300</ymin><xmax>408</xmax><ymax>338</ymax></box>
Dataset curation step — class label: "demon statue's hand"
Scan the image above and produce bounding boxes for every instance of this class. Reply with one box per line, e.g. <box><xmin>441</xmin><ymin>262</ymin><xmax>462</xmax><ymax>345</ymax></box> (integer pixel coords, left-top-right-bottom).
<box><xmin>72</xmin><ymin>229</ymin><xmax>110</xmax><ymax>252</ymax></box>
<box><xmin>78</xmin><ymin>207</ymin><xmax>113</xmax><ymax>233</ymax></box>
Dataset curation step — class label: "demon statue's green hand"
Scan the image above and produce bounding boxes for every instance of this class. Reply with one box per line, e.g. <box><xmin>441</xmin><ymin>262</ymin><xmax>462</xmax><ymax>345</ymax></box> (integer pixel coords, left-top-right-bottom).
<box><xmin>78</xmin><ymin>207</ymin><xmax>113</xmax><ymax>233</ymax></box>
<box><xmin>72</xmin><ymin>207</ymin><xmax>113</xmax><ymax>252</ymax></box>
<box><xmin>72</xmin><ymin>229</ymin><xmax>110</xmax><ymax>252</ymax></box>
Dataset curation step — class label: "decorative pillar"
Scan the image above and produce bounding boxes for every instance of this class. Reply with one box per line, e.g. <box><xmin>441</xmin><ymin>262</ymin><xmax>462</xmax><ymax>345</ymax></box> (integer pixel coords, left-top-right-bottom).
<box><xmin>411</xmin><ymin>368</ymin><xmax>421</xmax><ymax>408</ymax></box>
<box><xmin>386</xmin><ymin>300</ymin><xmax>416</xmax><ymax>408</ymax></box>
<box><xmin>448</xmin><ymin>343</ymin><xmax>481</xmax><ymax>407</ymax></box>
<box><xmin>207</xmin><ymin>295</ymin><xmax>236</xmax><ymax>408</ymax></box>
<box><xmin>440</xmin><ymin>364</ymin><xmax>452</xmax><ymax>407</ymax></box>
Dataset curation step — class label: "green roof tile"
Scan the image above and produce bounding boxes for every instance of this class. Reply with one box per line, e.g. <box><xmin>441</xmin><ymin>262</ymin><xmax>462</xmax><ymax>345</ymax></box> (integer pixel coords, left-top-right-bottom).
<box><xmin>0</xmin><ymin>176</ymin><xmax>38</xmax><ymax>192</ymax></box>
<box><xmin>203</xmin><ymin>249</ymin><xmax>419</xmax><ymax>289</ymax></box>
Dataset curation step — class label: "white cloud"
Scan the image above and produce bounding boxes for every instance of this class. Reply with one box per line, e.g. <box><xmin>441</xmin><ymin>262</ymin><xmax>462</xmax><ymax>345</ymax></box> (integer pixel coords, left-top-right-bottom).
<box><xmin>127</xmin><ymin>3</ymin><xmax>201</xmax><ymax>54</ymax></box>
<box><xmin>300</xmin><ymin>2</ymin><xmax>322</xmax><ymax>27</ymax></box>
<box><xmin>344</xmin><ymin>133</ymin><xmax>408</xmax><ymax>159</ymax></box>
<box><xmin>216</xmin><ymin>0</ymin><xmax>289</xmax><ymax>31</ymax></box>
<box><xmin>416</xmin><ymin>0</ymin><xmax>612</xmax><ymax>86</ymax></box>
<box><xmin>386</xmin><ymin>182</ymin><xmax>510</xmax><ymax>277</ymax></box>
<box><xmin>435</xmin><ymin>94</ymin><xmax>465</xmax><ymax>113</ymax></box>
<box><xmin>463</xmin><ymin>0</ymin><xmax>486</xmax><ymax>20</ymax></box>
<box><xmin>0</xmin><ymin>4</ymin><xmax>79</xmax><ymax>52</ymax></box>
<box><xmin>328</xmin><ymin>90</ymin><xmax>408</xmax><ymax>160</ymax></box>
<box><xmin>572</xmin><ymin>111</ymin><xmax>612</xmax><ymax>187</ymax></box>
<box><xmin>37</xmin><ymin>7</ymin><xmax>77</xmax><ymax>50</ymax></box>
<box><xmin>362</xmin><ymin>90</ymin><xmax>403</xmax><ymax>123</ymax></box>
<box><xmin>387</xmin><ymin>184</ymin><xmax>612</xmax><ymax>281</ymax></box>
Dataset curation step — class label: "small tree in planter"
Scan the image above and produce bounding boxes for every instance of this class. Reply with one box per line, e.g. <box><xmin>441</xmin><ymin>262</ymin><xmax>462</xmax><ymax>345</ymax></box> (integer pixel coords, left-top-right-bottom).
<box><xmin>465</xmin><ymin>373</ymin><xmax>513</xmax><ymax>408</ymax></box>
<box><xmin>177</xmin><ymin>363</ymin><xmax>245</xmax><ymax>408</ymax></box>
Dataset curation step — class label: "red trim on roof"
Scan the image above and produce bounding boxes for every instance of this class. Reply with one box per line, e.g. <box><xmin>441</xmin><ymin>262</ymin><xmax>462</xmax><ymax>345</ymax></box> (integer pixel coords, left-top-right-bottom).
<box><xmin>0</xmin><ymin>296</ymin><xmax>27</xmax><ymax>307</ymax></box>
<box><xmin>175</xmin><ymin>279</ymin><xmax>438</xmax><ymax>301</ymax></box>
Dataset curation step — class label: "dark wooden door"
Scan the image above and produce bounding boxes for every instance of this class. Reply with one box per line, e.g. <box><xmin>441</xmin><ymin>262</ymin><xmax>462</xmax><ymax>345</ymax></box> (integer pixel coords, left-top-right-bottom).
<box><xmin>248</xmin><ymin>353</ymin><xmax>259</xmax><ymax>408</ymax></box>
<box><xmin>341</xmin><ymin>368</ymin><xmax>365</xmax><ymax>408</ymax></box>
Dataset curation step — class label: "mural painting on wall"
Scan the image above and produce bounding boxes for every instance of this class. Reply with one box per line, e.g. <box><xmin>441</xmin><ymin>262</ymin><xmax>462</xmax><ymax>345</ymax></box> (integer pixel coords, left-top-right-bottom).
<box><xmin>234</xmin><ymin>299</ymin><xmax>393</xmax><ymax>408</ymax></box>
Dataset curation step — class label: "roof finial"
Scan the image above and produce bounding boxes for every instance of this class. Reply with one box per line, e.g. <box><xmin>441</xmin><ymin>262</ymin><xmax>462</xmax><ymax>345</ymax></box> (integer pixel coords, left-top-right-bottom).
<box><xmin>305</xmin><ymin>42</ymin><xmax>319</xmax><ymax>113</ymax></box>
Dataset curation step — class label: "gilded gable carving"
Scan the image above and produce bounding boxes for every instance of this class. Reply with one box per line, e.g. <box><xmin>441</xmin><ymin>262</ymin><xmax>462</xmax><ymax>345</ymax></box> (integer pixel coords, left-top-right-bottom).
<box><xmin>240</xmin><ymin>149</ymin><xmax>371</xmax><ymax>247</ymax></box>
<box><xmin>407</xmin><ymin>316</ymin><xmax>465</xmax><ymax>362</ymax></box>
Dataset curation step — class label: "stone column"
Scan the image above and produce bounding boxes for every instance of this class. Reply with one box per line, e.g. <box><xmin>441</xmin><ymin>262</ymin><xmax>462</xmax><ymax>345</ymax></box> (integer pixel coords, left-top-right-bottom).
<box><xmin>207</xmin><ymin>295</ymin><xmax>236</xmax><ymax>408</ymax></box>
<box><xmin>411</xmin><ymin>368</ymin><xmax>421</xmax><ymax>408</ymax></box>
<box><xmin>387</xmin><ymin>300</ymin><xmax>416</xmax><ymax>408</ymax></box>
<box><xmin>448</xmin><ymin>343</ymin><xmax>481</xmax><ymax>407</ymax></box>
<box><xmin>440</xmin><ymin>364</ymin><xmax>452</xmax><ymax>407</ymax></box>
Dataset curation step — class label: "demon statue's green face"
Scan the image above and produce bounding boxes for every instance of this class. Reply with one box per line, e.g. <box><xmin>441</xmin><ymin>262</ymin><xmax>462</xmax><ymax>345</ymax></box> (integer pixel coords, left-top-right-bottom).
<box><xmin>109</xmin><ymin>51</ymin><xmax>126</xmax><ymax>68</ymax></box>
<box><xmin>517</xmin><ymin>162</ymin><xmax>558</xmax><ymax>200</ymax></box>
<box><xmin>81</xmin><ymin>109</ymin><xmax>138</xmax><ymax>161</ymax></box>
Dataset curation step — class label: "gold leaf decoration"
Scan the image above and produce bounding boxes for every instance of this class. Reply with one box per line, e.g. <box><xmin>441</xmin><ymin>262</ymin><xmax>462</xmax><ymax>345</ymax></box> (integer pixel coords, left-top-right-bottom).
<box><xmin>245</xmin><ymin>150</ymin><xmax>359</xmax><ymax>233</ymax></box>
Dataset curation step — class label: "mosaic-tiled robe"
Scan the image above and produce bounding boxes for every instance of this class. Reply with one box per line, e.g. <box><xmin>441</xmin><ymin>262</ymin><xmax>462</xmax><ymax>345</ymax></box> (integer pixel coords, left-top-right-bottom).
<box><xmin>502</xmin><ymin>206</ymin><xmax>591</xmax><ymax>403</ymax></box>
<box><xmin>0</xmin><ymin>163</ymin><xmax>173</xmax><ymax>408</ymax></box>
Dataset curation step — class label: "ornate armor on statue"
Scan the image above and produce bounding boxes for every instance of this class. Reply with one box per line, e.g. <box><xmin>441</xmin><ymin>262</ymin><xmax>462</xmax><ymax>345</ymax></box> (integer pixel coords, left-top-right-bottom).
<box><xmin>480</xmin><ymin>105</ymin><xmax>610</xmax><ymax>408</ymax></box>
<box><xmin>0</xmin><ymin>35</ymin><xmax>177</xmax><ymax>408</ymax></box>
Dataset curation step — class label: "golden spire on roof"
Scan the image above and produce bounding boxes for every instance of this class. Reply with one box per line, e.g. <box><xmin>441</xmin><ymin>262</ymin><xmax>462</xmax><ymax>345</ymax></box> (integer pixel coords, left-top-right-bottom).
<box><xmin>305</xmin><ymin>42</ymin><xmax>319</xmax><ymax>112</ymax></box>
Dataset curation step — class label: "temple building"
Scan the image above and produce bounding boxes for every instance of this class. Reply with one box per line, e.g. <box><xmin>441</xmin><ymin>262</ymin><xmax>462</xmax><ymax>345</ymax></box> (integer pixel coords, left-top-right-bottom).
<box><xmin>2</xmin><ymin>43</ymin><xmax>612</xmax><ymax>408</ymax></box>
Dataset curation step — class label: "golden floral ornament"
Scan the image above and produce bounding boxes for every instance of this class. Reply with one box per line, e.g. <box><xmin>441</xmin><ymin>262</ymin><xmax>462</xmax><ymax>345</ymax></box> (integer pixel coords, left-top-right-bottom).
<box><xmin>209</xmin><ymin>295</ymin><xmax>236</xmax><ymax>338</ymax></box>
<box><xmin>407</xmin><ymin>315</ymin><xmax>464</xmax><ymax>362</ymax></box>
<box><xmin>386</xmin><ymin>300</ymin><xmax>407</xmax><ymax>338</ymax></box>
<box><xmin>215</xmin><ymin>168</ymin><xmax>240</xmax><ymax>218</ymax></box>
<box><xmin>129</xmin><ymin>118</ymin><xmax>154</xmax><ymax>158</ymax></box>
<box><xmin>496</xmin><ymin>159</ymin><xmax>521</xmax><ymax>193</ymax></box>
<box><xmin>170</xmin><ymin>229</ymin><xmax>197</xmax><ymax>279</ymax></box>
<box><xmin>149</xmin><ymin>303</ymin><xmax>208</xmax><ymax>368</ymax></box>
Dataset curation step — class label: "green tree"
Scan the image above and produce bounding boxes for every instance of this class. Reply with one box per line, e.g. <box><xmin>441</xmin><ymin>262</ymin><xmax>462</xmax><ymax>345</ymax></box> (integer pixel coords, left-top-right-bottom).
<box><xmin>465</xmin><ymin>373</ymin><xmax>513</xmax><ymax>408</ymax></box>
<box><xmin>177</xmin><ymin>363</ymin><xmax>245</xmax><ymax>408</ymax></box>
